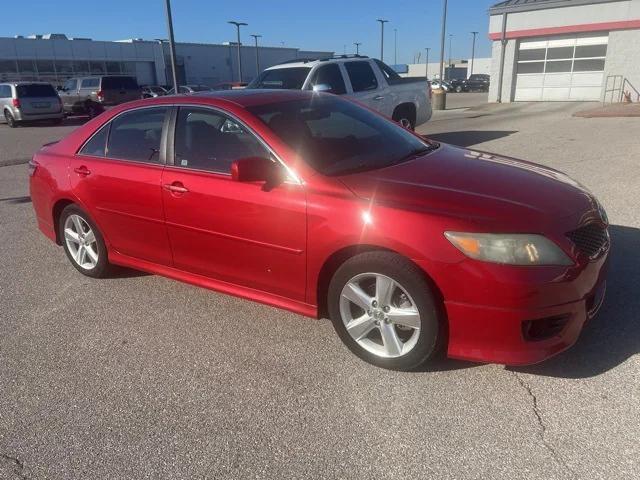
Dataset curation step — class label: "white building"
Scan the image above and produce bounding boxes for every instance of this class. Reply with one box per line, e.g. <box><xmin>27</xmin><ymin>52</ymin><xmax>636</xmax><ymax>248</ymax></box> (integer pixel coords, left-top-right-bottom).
<box><xmin>0</xmin><ymin>34</ymin><xmax>331</xmax><ymax>87</ymax></box>
<box><xmin>489</xmin><ymin>0</ymin><xmax>640</xmax><ymax>102</ymax></box>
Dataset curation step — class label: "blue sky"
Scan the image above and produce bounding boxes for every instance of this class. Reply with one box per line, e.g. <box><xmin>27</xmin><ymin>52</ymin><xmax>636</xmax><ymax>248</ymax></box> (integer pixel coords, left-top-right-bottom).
<box><xmin>8</xmin><ymin>0</ymin><xmax>496</xmax><ymax>63</ymax></box>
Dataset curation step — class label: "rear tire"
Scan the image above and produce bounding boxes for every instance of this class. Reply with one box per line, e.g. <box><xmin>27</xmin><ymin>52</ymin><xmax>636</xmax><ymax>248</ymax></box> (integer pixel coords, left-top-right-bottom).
<box><xmin>59</xmin><ymin>204</ymin><xmax>110</xmax><ymax>278</ymax></box>
<box><xmin>328</xmin><ymin>251</ymin><xmax>442</xmax><ymax>371</ymax></box>
<box><xmin>85</xmin><ymin>101</ymin><xmax>101</xmax><ymax>119</ymax></box>
<box><xmin>4</xmin><ymin>110</ymin><xmax>17</xmax><ymax>128</ymax></box>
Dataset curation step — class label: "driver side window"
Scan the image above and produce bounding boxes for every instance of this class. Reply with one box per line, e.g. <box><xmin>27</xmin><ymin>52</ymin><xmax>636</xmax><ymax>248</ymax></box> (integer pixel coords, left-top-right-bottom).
<box><xmin>174</xmin><ymin>107</ymin><xmax>270</xmax><ymax>174</ymax></box>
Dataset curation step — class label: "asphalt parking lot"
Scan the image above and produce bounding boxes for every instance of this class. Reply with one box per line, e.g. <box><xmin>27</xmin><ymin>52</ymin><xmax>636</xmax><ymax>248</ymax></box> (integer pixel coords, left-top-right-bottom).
<box><xmin>1</xmin><ymin>97</ymin><xmax>639</xmax><ymax>479</ymax></box>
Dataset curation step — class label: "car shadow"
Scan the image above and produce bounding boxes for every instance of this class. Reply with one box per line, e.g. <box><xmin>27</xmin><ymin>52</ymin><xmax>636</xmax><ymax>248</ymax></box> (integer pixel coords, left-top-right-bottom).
<box><xmin>105</xmin><ymin>265</ymin><xmax>150</xmax><ymax>279</ymax></box>
<box><xmin>509</xmin><ymin>224</ymin><xmax>640</xmax><ymax>378</ymax></box>
<box><xmin>426</xmin><ymin>130</ymin><xmax>518</xmax><ymax>148</ymax></box>
<box><xmin>0</xmin><ymin>195</ymin><xmax>31</xmax><ymax>204</ymax></box>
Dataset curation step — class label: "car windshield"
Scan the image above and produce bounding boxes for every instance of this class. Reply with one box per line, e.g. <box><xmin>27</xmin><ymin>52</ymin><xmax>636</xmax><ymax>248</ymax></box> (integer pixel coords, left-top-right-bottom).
<box><xmin>247</xmin><ymin>96</ymin><xmax>435</xmax><ymax>176</ymax></box>
<box><xmin>16</xmin><ymin>84</ymin><xmax>57</xmax><ymax>97</ymax></box>
<box><xmin>248</xmin><ymin>67</ymin><xmax>312</xmax><ymax>90</ymax></box>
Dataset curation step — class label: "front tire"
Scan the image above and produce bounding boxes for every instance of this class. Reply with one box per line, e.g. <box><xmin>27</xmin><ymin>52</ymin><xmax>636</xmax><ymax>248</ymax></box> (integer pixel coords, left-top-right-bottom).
<box><xmin>328</xmin><ymin>251</ymin><xmax>442</xmax><ymax>370</ymax></box>
<box><xmin>59</xmin><ymin>205</ymin><xmax>110</xmax><ymax>278</ymax></box>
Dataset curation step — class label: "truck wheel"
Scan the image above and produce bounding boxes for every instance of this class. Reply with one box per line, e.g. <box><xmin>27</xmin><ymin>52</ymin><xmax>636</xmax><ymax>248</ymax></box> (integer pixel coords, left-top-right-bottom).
<box><xmin>86</xmin><ymin>102</ymin><xmax>101</xmax><ymax>119</ymax></box>
<box><xmin>392</xmin><ymin>105</ymin><xmax>416</xmax><ymax>130</ymax></box>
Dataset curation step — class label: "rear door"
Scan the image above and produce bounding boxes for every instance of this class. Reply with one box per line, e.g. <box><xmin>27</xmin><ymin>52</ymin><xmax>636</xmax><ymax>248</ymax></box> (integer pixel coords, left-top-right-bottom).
<box><xmin>15</xmin><ymin>84</ymin><xmax>61</xmax><ymax>115</ymax></box>
<box><xmin>161</xmin><ymin>105</ymin><xmax>307</xmax><ymax>300</ymax></box>
<box><xmin>343</xmin><ymin>60</ymin><xmax>387</xmax><ymax>114</ymax></box>
<box><xmin>59</xmin><ymin>79</ymin><xmax>79</xmax><ymax>111</ymax></box>
<box><xmin>69</xmin><ymin>106</ymin><xmax>173</xmax><ymax>265</ymax></box>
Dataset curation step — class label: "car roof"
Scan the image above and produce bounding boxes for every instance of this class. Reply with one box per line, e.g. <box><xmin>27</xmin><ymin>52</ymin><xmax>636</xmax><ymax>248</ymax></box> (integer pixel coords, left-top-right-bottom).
<box><xmin>265</xmin><ymin>56</ymin><xmax>371</xmax><ymax>71</ymax></box>
<box><xmin>153</xmin><ymin>89</ymin><xmax>317</xmax><ymax>108</ymax></box>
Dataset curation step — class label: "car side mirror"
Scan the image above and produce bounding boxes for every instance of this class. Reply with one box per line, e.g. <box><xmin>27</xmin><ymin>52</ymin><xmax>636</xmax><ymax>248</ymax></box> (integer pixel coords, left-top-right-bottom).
<box><xmin>312</xmin><ymin>83</ymin><xmax>332</xmax><ymax>93</ymax></box>
<box><xmin>231</xmin><ymin>156</ymin><xmax>284</xmax><ymax>186</ymax></box>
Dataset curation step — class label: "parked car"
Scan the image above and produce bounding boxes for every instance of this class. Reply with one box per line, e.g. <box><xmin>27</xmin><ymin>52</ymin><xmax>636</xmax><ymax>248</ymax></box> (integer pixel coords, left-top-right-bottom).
<box><xmin>430</xmin><ymin>79</ymin><xmax>453</xmax><ymax>92</ymax></box>
<box><xmin>29</xmin><ymin>90</ymin><xmax>609</xmax><ymax>371</ymax></box>
<box><xmin>167</xmin><ymin>84</ymin><xmax>214</xmax><ymax>95</ymax></box>
<box><xmin>462</xmin><ymin>74</ymin><xmax>490</xmax><ymax>92</ymax></box>
<box><xmin>0</xmin><ymin>82</ymin><xmax>64</xmax><ymax>127</ymax></box>
<box><xmin>213</xmin><ymin>82</ymin><xmax>248</xmax><ymax>90</ymax></box>
<box><xmin>142</xmin><ymin>85</ymin><xmax>168</xmax><ymax>98</ymax></box>
<box><xmin>248</xmin><ymin>55</ymin><xmax>432</xmax><ymax>129</ymax></box>
<box><xmin>58</xmin><ymin>75</ymin><xmax>141</xmax><ymax>118</ymax></box>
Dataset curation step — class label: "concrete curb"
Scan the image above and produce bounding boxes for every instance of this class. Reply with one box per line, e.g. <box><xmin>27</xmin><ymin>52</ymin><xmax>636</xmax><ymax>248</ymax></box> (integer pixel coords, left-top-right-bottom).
<box><xmin>0</xmin><ymin>158</ymin><xmax>31</xmax><ymax>167</ymax></box>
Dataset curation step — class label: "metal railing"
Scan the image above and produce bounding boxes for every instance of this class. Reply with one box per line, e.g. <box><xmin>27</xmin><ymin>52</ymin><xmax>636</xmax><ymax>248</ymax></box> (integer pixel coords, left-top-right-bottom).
<box><xmin>604</xmin><ymin>75</ymin><xmax>640</xmax><ymax>104</ymax></box>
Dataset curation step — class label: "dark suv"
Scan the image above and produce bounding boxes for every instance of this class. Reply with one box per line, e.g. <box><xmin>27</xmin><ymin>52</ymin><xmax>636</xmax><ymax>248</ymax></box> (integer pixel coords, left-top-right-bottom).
<box><xmin>58</xmin><ymin>75</ymin><xmax>141</xmax><ymax>117</ymax></box>
<box><xmin>461</xmin><ymin>74</ymin><xmax>490</xmax><ymax>92</ymax></box>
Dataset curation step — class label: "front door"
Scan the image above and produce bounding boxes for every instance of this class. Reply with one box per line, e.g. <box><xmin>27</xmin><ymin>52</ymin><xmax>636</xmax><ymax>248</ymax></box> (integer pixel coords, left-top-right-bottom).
<box><xmin>59</xmin><ymin>78</ymin><xmax>79</xmax><ymax>112</ymax></box>
<box><xmin>161</xmin><ymin>106</ymin><xmax>307</xmax><ymax>301</ymax></box>
<box><xmin>69</xmin><ymin>106</ymin><xmax>173</xmax><ymax>265</ymax></box>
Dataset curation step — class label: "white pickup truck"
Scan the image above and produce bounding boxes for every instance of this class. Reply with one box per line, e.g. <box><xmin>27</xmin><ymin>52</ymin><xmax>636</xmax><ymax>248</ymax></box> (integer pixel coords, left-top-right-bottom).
<box><xmin>247</xmin><ymin>56</ymin><xmax>432</xmax><ymax>129</ymax></box>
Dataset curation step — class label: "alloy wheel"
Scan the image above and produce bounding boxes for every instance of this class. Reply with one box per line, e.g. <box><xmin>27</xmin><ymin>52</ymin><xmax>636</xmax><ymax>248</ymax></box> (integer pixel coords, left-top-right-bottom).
<box><xmin>339</xmin><ymin>273</ymin><xmax>421</xmax><ymax>358</ymax></box>
<box><xmin>64</xmin><ymin>214</ymin><xmax>99</xmax><ymax>270</ymax></box>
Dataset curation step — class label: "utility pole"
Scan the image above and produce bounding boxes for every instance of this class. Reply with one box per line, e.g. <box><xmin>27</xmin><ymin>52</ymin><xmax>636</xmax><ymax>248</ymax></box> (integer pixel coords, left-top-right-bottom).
<box><xmin>250</xmin><ymin>34</ymin><xmax>262</xmax><ymax>76</ymax></box>
<box><xmin>228</xmin><ymin>21</ymin><xmax>247</xmax><ymax>82</ymax></box>
<box><xmin>425</xmin><ymin>47</ymin><xmax>431</xmax><ymax>78</ymax></box>
<box><xmin>394</xmin><ymin>28</ymin><xmax>398</xmax><ymax>65</ymax></box>
<box><xmin>438</xmin><ymin>0</ymin><xmax>447</xmax><ymax>83</ymax></box>
<box><xmin>354</xmin><ymin>42</ymin><xmax>361</xmax><ymax>55</ymax></box>
<box><xmin>376</xmin><ymin>19</ymin><xmax>389</xmax><ymax>61</ymax></box>
<box><xmin>164</xmin><ymin>0</ymin><xmax>179</xmax><ymax>91</ymax></box>
<box><xmin>470</xmin><ymin>31</ymin><xmax>478</xmax><ymax>78</ymax></box>
<box><xmin>448</xmin><ymin>33</ymin><xmax>453</xmax><ymax>78</ymax></box>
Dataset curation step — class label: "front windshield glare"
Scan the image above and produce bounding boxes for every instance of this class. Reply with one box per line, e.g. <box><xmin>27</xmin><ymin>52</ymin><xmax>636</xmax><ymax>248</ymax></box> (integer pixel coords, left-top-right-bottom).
<box><xmin>247</xmin><ymin>96</ymin><xmax>432</xmax><ymax>176</ymax></box>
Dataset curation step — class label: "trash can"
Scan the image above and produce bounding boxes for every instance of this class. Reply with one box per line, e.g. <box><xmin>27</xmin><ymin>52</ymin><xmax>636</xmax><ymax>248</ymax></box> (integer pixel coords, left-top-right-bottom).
<box><xmin>432</xmin><ymin>88</ymin><xmax>446</xmax><ymax>110</ymax></box>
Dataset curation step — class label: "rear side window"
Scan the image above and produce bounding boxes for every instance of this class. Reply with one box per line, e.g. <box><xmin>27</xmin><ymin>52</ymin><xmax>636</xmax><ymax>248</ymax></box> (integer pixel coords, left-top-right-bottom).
<box><xmin>101</xmin><ymin>76</ymin><xmax>139</xmax><ymax>90</ymax></box>
<box><xmin>374</xmin><ymin>59</ymin><xmax>402</xmax><ymax>81</ymax></box>
<box><xmin>80</xmin><ymin>78</ymin><xmax>99</xmax><ymax>88</ymax></box>
<box><xmin>16</xmin><ymin>84</ymin><xmax>57</xmax><ymax>98</ymax></box>
<box><xmin>79</xmin><ymin>125</ymin><xmax>110</xmax><ymax>157</ymax></box>
<box><xmin>345</xmin><ymin>62</ymin><xmax>378</xmax><ymax>92</ymax></box>
<box><xmin>106</xmin><ymin>107</ymin><xmax>167</xmax><ymax>163</ymax></box>
<box><xmin>249</xmin><ymin>67</ymin><xmax>311</xmax><ymax>89</ymax></box>
<box><xmin>308</xmin><ymin>64</ymin><xmax>346</xmax><ymax>94</ymax></box>
<box><xmin>0</xmin><ymin>85</ymin><xmax>11</xmax><ymax>98</ymax></box>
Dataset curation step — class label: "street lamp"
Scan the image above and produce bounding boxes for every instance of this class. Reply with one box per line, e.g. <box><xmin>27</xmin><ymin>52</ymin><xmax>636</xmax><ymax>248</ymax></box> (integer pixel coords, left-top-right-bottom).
<box><xmin>394</xmin><ymin>28</ymin><xmax>398</xmax><ymax>65</ymax></box>
<box><xmin>250</xmin><ymin>34</ymin><xmax>262</xmax><ymax>74</ymax></box>
<box><xmin>438</xmin><ymin>0</ymin><xmax>448</xmax><ymax>84</ymax></box>
<box><xmin>163</xmin><ymin>0</ymin><xmax>179</xmax><ymax>92</ymax></box>
<box><xmin>470</xmin><ymin>31</ymin><xmax>478</xmax><ymax>77</ymax></box>
<box><xmin>425</xmin><ymin>47</ymin><xmax>431</xmax><ymax>78</ymax></box>
<box><xmin>228</xmin><ymin>20</ymin><xmax>248</xmax><ymax>82</ymax></box>
<box><xmin>354</xmin><ymin>42</ymin><xmax>362</xmax><ymax>55</ymax></box>
<box><xmin>376</xmin><ymin>19</ymin><xmax>389</xmax><ymax>61</ymax></box>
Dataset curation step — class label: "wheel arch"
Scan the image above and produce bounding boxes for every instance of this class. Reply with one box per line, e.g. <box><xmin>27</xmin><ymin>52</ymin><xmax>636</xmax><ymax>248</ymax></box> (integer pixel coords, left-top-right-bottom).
<box><xmin>52</xmin><ymin>198</ymin><xmax>76</xmax><ymax>245</ymax></box>
<box><xmin>316</xmin><ymin>244</ymin><xmax>446</xmax><ymax>323</ymax></box>
<box><xmin>392</xmin><ymin>102</ymin><xmax>417</xmax><ymax>125</ymax></box>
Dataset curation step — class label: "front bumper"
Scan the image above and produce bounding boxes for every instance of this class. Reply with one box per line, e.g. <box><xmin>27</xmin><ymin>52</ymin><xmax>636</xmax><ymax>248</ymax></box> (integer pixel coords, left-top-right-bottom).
<box><xmin>417</xmin><ymin>247</ymin><xmax>609</xmax><ymax>365</ymax></box>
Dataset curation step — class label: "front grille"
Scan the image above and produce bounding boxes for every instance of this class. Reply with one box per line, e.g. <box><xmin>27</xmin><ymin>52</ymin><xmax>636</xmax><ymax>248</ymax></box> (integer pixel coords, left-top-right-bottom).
<box><xmin>567</xmin><ymin>223</ymin><xmax>609</xmax><ymax>258</ymax></box>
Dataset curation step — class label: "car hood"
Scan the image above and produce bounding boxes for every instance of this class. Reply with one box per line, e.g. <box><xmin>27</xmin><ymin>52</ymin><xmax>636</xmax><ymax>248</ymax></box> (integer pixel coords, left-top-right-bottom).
<box><xmin>337</xmin><ymin>143</ymin><xmax>594</xmax><ymax>228</ymax></box>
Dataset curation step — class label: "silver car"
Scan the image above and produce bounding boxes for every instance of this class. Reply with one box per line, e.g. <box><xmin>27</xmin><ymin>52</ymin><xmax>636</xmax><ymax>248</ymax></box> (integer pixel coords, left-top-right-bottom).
<box><xmin>0</xmin><ymin>82</ymin><xmax>64</xmax><ymax>127</ymax></box>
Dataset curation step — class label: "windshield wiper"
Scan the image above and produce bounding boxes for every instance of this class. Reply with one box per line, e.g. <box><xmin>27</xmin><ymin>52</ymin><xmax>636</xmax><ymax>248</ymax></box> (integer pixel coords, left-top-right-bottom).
<box><xmin>397</xmin><ymin>143</ymin><xmax>439</xmax><ymax>163</ymax></box>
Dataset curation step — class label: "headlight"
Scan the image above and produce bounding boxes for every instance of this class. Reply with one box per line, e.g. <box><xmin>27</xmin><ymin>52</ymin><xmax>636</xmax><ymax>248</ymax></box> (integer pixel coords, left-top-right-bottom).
<box><xmin>444</xmin><ymin>232</ymin><xmax>573</xmax><ymax>266</ymax></box>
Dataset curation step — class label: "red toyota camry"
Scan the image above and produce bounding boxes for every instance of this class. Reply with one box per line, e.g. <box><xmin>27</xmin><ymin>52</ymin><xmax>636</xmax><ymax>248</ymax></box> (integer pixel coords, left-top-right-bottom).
<box><xmin>29</xmin><ymin>90</ymin><xmax>609</xmax><ymax>370</ymax></box>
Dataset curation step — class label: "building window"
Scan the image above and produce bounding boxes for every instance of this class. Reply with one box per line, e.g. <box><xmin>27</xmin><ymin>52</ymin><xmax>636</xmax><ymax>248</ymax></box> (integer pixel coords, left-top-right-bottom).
<box><xmin>0</xmin><ymin>59</ymin><xmax>18</xmax><ymax>74</ymax></box>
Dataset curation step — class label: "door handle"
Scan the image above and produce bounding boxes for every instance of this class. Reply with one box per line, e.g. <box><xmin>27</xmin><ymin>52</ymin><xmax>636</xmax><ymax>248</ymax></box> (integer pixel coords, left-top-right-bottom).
<box><xmin>163</xmin><ymin>182</ymin><xmax>189</xmax><ymax>194</ymax></box>
<box><xmin>373</xmin><ymin>95</ymin><xmax>385</xmax><ymax>100</ymax></box>
<box><xmin>74</xmin><ymin>166</ymin><xmax>91</xmax><ymax>176</ymax></box>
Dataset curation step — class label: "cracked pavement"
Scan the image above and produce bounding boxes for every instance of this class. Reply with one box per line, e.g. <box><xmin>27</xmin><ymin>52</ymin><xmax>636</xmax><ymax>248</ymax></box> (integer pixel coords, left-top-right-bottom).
<box><xmin>0</xmin><ymin>95</ymin><xmax>639</xmax><ymax>478</ymax></box>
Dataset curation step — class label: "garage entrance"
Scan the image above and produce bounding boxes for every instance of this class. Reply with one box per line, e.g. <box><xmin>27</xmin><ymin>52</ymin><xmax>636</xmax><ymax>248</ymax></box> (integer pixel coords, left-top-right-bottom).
<box><xmin>514</xmin><ymin>35</ymin><xmax>608</xmax><ymax>101</ymax></box>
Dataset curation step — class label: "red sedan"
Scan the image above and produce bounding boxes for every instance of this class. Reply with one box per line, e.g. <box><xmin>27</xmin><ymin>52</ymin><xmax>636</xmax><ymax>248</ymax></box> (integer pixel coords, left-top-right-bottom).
<box><xmin>29</xmin><ymin>90</ymin><xmax>609</xmax><ymax>370</ymax></box>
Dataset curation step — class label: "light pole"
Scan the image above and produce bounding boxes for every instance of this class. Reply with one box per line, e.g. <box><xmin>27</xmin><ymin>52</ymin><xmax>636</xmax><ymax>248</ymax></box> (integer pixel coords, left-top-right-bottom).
<box><xmin>376</xmin><ymin>19</ymin><xmax>389</xmax><ymax>61</ymax></box>
<box><xmin>354</xmin><ymin>42</ymin><xmax>361</xmax><ymax>55</ymax></box>
<box><xmin>470</xmin><ymin>31</ymin><xmax>478</xmax><ymax>77</ymax></box>
<box><xmin>228</xmin><ymin>21</ymin><xmax>247</xmax><ymax>82</ymax></box>
<box><xmin>438</xmin><ymin>0</ymin><xmax>448</xmax><ymax>83</ymax></box>
<box><xmin>394</xmin><ymin>28</ymin><xmax>398</xmax><ymax>65</ymax></box>
<box><xmin>448</xmin><ymin>33</ymin><xmax>453</xmax><ymax>77</ymax></box>
<box><xmin>250</xmin><ymin>34</ymin><xmax>262</xmax><ymax>76</ymax></box>
<box><xmin>164</xmin><ymin>0</ymin><xmax>179</xmax><ymax>92</ymax></box>
<box><xmin>425</xmin><ymin>47</ymin><xmax>431</xmax><ymax>78</ymax></box>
